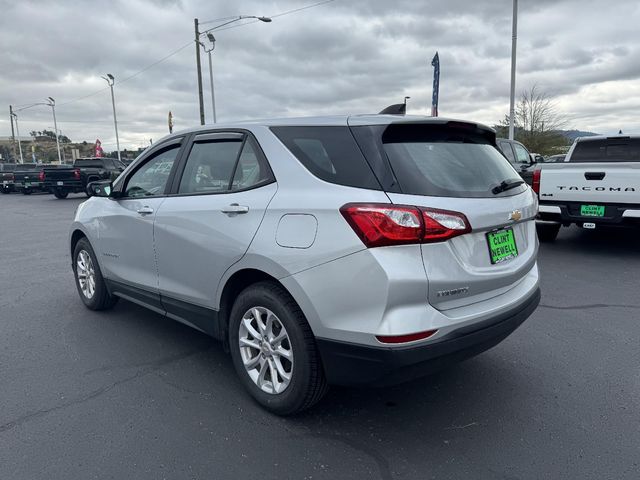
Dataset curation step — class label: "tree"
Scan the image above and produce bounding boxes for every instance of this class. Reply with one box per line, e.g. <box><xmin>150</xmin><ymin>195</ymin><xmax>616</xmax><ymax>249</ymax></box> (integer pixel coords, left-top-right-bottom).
<box><xmin>496</xmin><ymin>86</ymin><xmax>570</xmax><ymax>155</ymax></box>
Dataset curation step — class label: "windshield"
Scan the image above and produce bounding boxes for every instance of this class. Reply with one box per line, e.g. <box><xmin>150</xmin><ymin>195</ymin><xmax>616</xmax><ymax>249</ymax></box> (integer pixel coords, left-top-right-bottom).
<box><xmin>375</xmin><ymin>124</ymin><xmax>524</xmax><ymax>198</ymax></box>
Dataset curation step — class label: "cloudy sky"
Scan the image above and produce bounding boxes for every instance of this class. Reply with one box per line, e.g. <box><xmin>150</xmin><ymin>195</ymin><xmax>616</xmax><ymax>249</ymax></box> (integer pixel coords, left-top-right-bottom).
<box><xmin>1</xmin><ymin>0</ymin><xmax>639</xmax><ymax>151</ymax></box>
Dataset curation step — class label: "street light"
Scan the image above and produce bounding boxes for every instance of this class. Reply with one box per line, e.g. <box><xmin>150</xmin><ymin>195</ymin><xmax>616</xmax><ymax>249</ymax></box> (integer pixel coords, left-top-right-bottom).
<box><xmin>46</xmin><ymin>97</ymin><xmax>63</xmax><ymax>165</ymax></box>
<box><xmin>102</xmin><ymin>73</ymin><xmax>121</xmax><ymax>162</ymax></box>
<box><xmin>10</xmin><ymin>111</ymin><xmax>24</xmax><ymax>163</ymax></box>
<box><xmin>204</xmin><ymin>33</ymin><xmax>217</xmax><ymax>123</ymax></box>
<box><xmin>194</xmin><ymin>15</ymin><xmax>272</xmax><ymax>124</ymax></box>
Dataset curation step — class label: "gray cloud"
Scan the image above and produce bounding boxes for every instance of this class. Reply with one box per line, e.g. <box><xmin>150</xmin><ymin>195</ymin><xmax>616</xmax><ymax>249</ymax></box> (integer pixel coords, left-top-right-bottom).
<box><xmin>1</xmin><ymin>0</ymin><xmax>640</xmax><ymax>150</ymax></box>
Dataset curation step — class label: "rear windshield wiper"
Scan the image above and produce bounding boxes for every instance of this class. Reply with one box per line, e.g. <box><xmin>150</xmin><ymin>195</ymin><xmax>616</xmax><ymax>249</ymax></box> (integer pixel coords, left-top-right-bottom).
<box><xmin>492</xmin><ymin>179</ymin><xmax>524</xmax><ymax>195</ymax></box>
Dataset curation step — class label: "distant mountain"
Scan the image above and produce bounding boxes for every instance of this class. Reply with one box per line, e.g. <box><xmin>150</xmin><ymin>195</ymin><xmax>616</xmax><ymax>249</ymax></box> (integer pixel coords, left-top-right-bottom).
<box><xmin>558</xmin><ymin>129</ymin><xmax>600</xmax><ymax>141</ymax></box>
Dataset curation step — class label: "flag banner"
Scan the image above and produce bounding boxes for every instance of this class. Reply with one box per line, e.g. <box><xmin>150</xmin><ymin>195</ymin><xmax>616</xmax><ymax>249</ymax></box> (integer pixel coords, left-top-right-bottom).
<box><xmin>431</xmin><ymin>52</ymin><xmax>440</xmax><ymax>117</ymax></box>
<box><xmin>95</xmin><ymin>139</ymin><xmax>104</xmax><ymax>158</ymax></box>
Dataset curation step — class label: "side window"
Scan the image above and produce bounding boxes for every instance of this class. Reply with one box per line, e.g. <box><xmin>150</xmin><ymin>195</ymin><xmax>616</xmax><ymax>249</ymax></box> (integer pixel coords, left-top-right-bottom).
<box><xmin>178</xmin><ymin>140</ymin><xmax>243</xmax><ymax>194</ymax></box>
<box><xmin>231</xmin><ymin>137</ymin><xmax>273</xmax><ymax>191</ymax></box>
<box><xmin>513</xmin><ymin>144</ymin><xmax>530</xmax><ymax>163</ymax></box>
<box><xmin>499</xmin><ymin>142</ymin><xmax>516</xmax><ymax>163</ymax></box>
<box><xmin>124</xmin><ymin>145</ymin><xmax>180</xmax><ymax>197</ymax></box>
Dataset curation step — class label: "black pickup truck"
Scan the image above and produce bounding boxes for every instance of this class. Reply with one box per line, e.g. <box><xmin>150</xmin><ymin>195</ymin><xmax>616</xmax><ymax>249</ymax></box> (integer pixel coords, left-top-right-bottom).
<box><xmin>43</xmin><ymin>157</ymin><xmax>126</xmax><ymax>199</ymax></box>
<box><xmin>12</xmin><ymin>164</ymin><xmax>47</xmax><ymax>194</ymax></box>
<box><xmin>1</xmin><ymin>163</ymin><xmax>19</xmax><ymax>194</ymax></box>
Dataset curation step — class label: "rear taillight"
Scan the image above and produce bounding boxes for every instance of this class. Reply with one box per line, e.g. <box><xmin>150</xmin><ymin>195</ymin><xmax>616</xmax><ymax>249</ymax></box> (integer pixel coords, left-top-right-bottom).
<box><xmin>38</xmin><ymin>171</ymin><xmax>45</xmax><ymax>182</ymax></box>
<box><xmin>73</xmin><ymin>168</ymin><xmax>81</xmax><ymax>180</ymax></box>
<box><xmin>340</xmin><ymin>203</ymin><xmax>471</xmax><ymax>248</ymax></box>
<box><xmin>532</xmin><ymin>169</ymin><xmax>541</xmax><ymax>195</ymax></box>
<box><xmin>340</xmin><ymin>204</ymin><xmax>423</xmax><ymax>248</ymax></box>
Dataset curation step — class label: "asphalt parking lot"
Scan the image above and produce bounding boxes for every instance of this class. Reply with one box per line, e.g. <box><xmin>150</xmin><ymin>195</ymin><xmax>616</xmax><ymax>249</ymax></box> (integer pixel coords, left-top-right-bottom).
<box><xmin>0</xmin><ymin>192</ymin><xmax>638</xmax><ymax>480</ymax></box>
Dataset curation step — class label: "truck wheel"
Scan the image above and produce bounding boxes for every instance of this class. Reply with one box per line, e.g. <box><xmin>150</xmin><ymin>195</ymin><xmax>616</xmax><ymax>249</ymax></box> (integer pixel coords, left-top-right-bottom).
<box><xmin>229</xmin><ymin>281</ymin><xmax>328</xmax><ymax>415</ymax></box>
<box><xmin>72</xmin><ymin>237</ymin><xmax>118</xmax><ymax>310</ymax></box>
<box><xmin>22</xmin><ymin>189</ymin><xmax>31</xmax><ymax>195</ymax></box>
<box><xmin>54</xmin><ymin>190</ymin><xmax>69</xmax><ymax>199</ymax></box>
<box><xmin>1</xmin><ymin>189</ymin><xmax>9</xmax><ymax>194</ymax></box>
<box><xmin>536</xmin><ymin>222</ymin><xmax>561</xmax><ymax>242</ymax></box>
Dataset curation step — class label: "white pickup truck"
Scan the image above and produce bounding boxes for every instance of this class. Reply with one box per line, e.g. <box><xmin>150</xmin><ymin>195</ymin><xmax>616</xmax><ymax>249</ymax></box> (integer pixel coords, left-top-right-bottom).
<box><xmin>534</xmin><ymin>135</ymin><xmax>640</xmax><ymax>241</ymax></box>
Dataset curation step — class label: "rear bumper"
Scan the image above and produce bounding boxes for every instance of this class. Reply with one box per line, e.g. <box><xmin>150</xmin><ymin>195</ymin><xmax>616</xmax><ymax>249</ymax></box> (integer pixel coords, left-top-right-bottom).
<box><xmin>44</xmin><ymin>181</ymin><xmax>84</xmax><ymax>191</ymax></box>
<box><xmin>316</xmin><ymin>287</ymin><xmax>540</xmax><ymax>387</ymax></box>
<box><xmin>538</xmin><ymin>201</ymin><xmax>640</xmax><ymax>227</ymax></box>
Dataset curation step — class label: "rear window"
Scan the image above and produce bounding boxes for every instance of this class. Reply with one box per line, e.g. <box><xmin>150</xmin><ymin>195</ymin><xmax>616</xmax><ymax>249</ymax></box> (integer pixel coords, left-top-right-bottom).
<box><xmin>74</xmin><ymin>159</ymin><xmax>104</xmax><ymax>168</ymax></box>
<box><xmin>366</xmin><ymin>123</ymin><xmax>523</xmax><ymax>198</ymax></box>
<box><xmin>270</xmin><ymin>126</ymin><xmax>381</xmax><ymax>190</ymax></box>
<box><xmin>569</xmin><ymin>138</ymin><xmax>640</xmax><ymax>162</ymax></box>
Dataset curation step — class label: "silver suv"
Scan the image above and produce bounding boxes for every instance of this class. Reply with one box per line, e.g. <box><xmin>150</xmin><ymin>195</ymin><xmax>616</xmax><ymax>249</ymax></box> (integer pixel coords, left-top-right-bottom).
<box><xmin>70</xmin><ymin>115</ymin><xmax>540</xmax><ymax>414</ymax></box>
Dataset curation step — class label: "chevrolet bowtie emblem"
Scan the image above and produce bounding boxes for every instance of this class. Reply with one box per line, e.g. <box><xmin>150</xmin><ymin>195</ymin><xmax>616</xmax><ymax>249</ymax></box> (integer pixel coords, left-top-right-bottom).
<box><xmin>509</xmin><ymin>210</ymin><xmax>522</xmax><ymax>221</ymax></box>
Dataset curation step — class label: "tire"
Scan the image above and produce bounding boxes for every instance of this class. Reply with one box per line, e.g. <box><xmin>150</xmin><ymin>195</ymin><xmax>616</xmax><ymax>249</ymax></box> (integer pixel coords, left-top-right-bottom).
<box><xmin>229</xmin><ymin>281</ymin><xmax>328</xmax><ymax>415</ymax></box>
<box><xmin>72</xmin><ymin>237</ymin><xmax>118</xmax><ymax>310</ymax></box>
<box><xmin>536</xmin><ymin>222</ymin><xmax>561</xmax><ymax>242</ymax></box>
<box><xmin>1</xmin><ymin>189</ymin><xmax>9</xmax><ymax>194</ymax></box>
<box><xmin>54</xmin><ymin>189</ymin><xmax>69</xmax><ymax>199</ymax></box>
<box><xmin>22</xmin><ymin>189</ymin><xmax>31</xmax><ymax>195</ymax></box>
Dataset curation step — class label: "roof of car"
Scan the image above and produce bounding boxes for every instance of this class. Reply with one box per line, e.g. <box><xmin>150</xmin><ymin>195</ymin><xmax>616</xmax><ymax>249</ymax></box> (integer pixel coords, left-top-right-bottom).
<box><xmin>171</xmin><ymin>115</ymin><xmax>494</xmax><ymax>136</ymax></box>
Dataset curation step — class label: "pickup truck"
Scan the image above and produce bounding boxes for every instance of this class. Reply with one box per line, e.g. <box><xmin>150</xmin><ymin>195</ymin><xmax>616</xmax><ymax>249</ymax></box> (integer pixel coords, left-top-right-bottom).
<box><xmin>43</xmin><ymin>157</ymin><xmax>126</xmax><ymax>199</ymax></box>
<box><xmin>534</xmin><ymin>135</ymin><xmax>640</xmax><ymax>241</ymax></box>
<box><xmin>1</xmin><ymin>163</ymin><xmax>18</xmax><ymax>194</ymax></box>
<box><xmin>12</xmin><ymin>164</ymin><xmax>46</xmax><ymax>194</ymax></box>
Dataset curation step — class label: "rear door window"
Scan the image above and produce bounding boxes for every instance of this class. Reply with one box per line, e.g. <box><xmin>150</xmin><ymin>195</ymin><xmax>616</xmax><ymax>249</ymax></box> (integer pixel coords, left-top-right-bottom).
<box><xmin>270</xmin><ymin>126</ymin><xmax>381</xmax><ymax>190</ymax></box>
<box><xmin>569</xmin><ymin>138</ymin><xmax>640</xmax><ymax>162</ymax></box>
<box><xmin>513</xmin><ymin>143</ymin><xmax>530</xmax><ymax>164</ymax></box>
<box><xmin>498</xmin><ymin>141</ymin><xmax>516</xmax><ymax>163</ymax></box>
<box><xmin>355</xmin><ymin>123</ymin><xmax>523</xmax><ymax>198</ymax></box>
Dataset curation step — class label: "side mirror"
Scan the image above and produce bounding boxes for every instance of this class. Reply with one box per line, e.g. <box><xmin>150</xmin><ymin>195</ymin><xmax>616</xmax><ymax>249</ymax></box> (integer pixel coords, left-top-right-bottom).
<box><xmin>87</xmin><ymin>180</ymin><xmax>113</xmax><ymax>197</ymax></box>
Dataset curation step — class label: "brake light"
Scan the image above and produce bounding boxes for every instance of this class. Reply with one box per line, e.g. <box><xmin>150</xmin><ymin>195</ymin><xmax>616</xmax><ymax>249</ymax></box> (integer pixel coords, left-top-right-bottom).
<box><xmin>532</xmin><ymin>169</ymin><xmax>541</xmax><ymax>195</ymax></box>
<box><xmin>376</xmin><ymin>329</ymin><xmax>438</xmax><ymax>344</ymax></box>
<box><xmin>38</xmin><ymin>170</ymin><xmax>45</xmax><ymax>182</ymax></box>
<box><xmin>73</xmin><ymin>168</ymin><xmax>81</xmax><ymax>180</ymax></box>
<box><xmin>340</xmin><ymin>203</ymin><xmax>471</xmax><ymax>248</ymax></box>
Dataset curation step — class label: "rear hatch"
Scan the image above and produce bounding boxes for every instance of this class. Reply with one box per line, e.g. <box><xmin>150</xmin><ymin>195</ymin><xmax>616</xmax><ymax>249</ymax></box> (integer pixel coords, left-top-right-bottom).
<box><xmin>540</xmin><ymin>137</ymin><xmax>640</xmax><ymax>205</ymax></box>
<box><xmin>351</xmin><ymin>121</ymin><xmax>538</xmax><ymax>311</ymax></box>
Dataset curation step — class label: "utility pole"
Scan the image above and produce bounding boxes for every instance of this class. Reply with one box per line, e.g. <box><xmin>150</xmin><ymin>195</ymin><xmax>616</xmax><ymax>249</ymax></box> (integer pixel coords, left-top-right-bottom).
<box><xmin>12</xmin><ymin>112</ymin><xmax>24</xmax><ymax>163</ymax></box>
<box><xmin>194</xmin><ymin>18</ymin><xmax>205</xmax><ymax>125</ymax></box>
<box><xmin>9</xmin><ymin>105</ymin><xmax>16</xmax><ymax>161</ymax></box>
<box><xmin>508</xmin><ymin>0</ymin><xmax>518</xmax><ymax>140</ymax></box>
<box><xmin>47</xmin><ymin>97</ymin><xmax>63</xmax><ymax>164</ymax></box>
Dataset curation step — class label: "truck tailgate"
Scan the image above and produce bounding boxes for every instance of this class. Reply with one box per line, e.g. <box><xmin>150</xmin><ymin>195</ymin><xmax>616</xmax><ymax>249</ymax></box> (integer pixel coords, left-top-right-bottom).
<box><xmin>539</xmin><ymin>162</ymin><xmax>640</xmax><ymax>204</ymax></box>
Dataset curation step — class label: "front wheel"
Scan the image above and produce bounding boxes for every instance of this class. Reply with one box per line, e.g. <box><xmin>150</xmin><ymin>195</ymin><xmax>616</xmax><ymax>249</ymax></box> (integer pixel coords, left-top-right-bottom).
<box><xmin>54</xmin><ymin>189</ymin><xmax>69</xmax><ymax>199</ymax></box>
<box><xmin>536</xmin><ymin>222</ymin><xmax>561</xmax><ymax>242</ymax></box>
<box><xmin>72</xmin><ymin>237</ymin><xmax>118</xmax><ymax>310</ymax></box>
<box><xmin>229</xmin><ymin>282</ymin><xmax>328</xmax><ymax>415</ymax></box>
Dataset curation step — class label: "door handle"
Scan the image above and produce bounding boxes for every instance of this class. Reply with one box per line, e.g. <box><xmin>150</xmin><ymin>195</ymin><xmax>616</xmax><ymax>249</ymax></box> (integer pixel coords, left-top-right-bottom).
<box><xmin>137</xmin><ymin>206</ymin><xmax>154</xmax><ymax>215</ymax></box>
<box><xmin>221</xmin><ymin>203</ymin><xmax>249</xmax><ymax>214</ymax></box>
<box><xmin>585</xmin><ymin>172</ymin><xmax>605</xmax><ymax>180</ymax></box>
